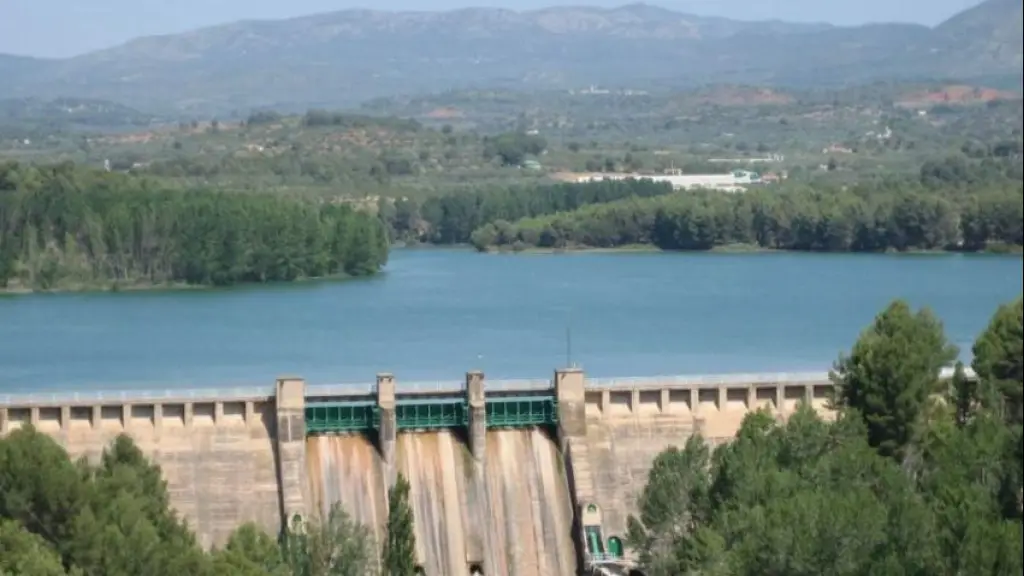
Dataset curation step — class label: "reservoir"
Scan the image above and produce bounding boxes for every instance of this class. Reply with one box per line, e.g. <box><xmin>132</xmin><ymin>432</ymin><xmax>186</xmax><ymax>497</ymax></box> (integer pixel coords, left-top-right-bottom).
<box><xmin>1</xmin><ymin>249</ymin><xmax>1021</xmax><ymax>393</ymax></box>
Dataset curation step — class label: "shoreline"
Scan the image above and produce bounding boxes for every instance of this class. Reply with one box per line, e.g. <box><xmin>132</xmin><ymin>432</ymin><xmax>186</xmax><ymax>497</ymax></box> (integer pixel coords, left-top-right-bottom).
<box><xmin>475</xmin><ymin>243</ymin><xmax>1023</xmax><ymax>256</ymax></box>
<box><xmin>0</xmin><ymin>272</ymin><xmax>364</xmax><ymax>297</ymax></box>
<box><xmin>3</xmin><ymin>244</ymin><xmax>1020</xmax><ymax>295</ymax></box>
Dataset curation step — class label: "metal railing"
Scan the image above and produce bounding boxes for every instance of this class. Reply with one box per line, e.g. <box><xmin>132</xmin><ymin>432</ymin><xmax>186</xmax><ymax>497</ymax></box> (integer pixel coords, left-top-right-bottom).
<box><xmin>305</xmin><ymin>383</ymin><xmax>376</xmax><ymax>397</ymax></box>
<box><xmin>397</xmin><ymin>380</ymin><xmax>466</xmax><ymax>394</ymax></box>
<box><xmin>1</xmin><ymin>366</ymin><xmax>975</xmax><ymax>407</ymax></box>
<box><xmin>585</xmin><ymin>366</ymin><xmax>975</xmax><ymax>390</ymax></box>
<box><xmin>586</xmin><ymin>371</ymin><xmax>831</xmax><ymax>389</ymax></box>
<box><xmin>485</xmin><ymin>379</ymin><xmax>553</xmax><ymax>392</ymax></box>
<box><xmin>588</xmin><ymin>553</ymin><xmax>625</xmax><ymax>565</ymax></box>
<box><xmin>307</xmin><ymin>378</ymin><xmax>553</xmax><ymax>397</ymax></box>
<box><xmin>0</xmin><ymin>385</ymin><xmax>274</xmax><ymax>407</ymax></box>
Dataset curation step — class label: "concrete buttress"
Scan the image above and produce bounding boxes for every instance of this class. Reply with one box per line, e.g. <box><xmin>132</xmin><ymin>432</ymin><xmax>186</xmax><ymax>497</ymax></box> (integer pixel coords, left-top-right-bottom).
<box><xmin>276</xmin><ymin>377</ymin><xmax>307</xmax><ymax>525</ymax></box>
<box><xmin>376</xmin><ymin>373</ymin><xmax>397</xmax><ymax>481</ymax></box>
<box><xmin>466</xmin><ymin>370</ymin><xmax>486</xmax><ymax>463</ymax></box>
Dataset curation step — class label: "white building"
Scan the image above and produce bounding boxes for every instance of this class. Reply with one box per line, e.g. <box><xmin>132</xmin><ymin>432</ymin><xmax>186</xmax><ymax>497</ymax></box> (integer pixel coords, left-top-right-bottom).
<box><xmin>572</xmin><ymin>170</ymin><xmax>760</xmax><ymax>192</ymax></box>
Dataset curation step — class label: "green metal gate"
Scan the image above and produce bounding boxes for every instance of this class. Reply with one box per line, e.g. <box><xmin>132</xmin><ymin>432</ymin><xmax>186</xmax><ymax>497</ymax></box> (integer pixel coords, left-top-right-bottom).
<box><xmin>485</xmin><ymin>395</ymin><xmax>558</xmax><ymax>427</ymax></box>
<box><xmin>305</xmin><ymin>394</ymin><xmax>559</xmax><ymax>435</ymax></box>
<box><xmin>306</xmin><ymin>401</ymin><xmax>379</xmax><ymax>433</ymax></box>
<box><xmin>395</xmin><ymin>398</ymin><xmax>468</xmax><ymax>430</ymax></box>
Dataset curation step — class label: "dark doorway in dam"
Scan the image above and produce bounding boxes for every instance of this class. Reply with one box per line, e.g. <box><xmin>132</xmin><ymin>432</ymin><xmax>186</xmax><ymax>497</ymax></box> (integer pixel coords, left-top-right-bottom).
<box><xmin>469</xmin><ymin>562</ymin><xmax>484</xmax><ymax>575</ymax></box>
<box><xmin>413</xmin><ymin>566</ymin><xmax>425</xmax><ymax>575</ymax></box>
<box><xmin>607</xmin><ymin>536</ymin><xmax>623</xmax><ymax>558</ymax></box>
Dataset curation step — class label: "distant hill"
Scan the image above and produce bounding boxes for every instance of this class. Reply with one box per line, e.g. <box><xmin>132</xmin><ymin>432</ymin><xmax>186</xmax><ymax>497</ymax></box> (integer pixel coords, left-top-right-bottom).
<box><xmin>934</xmin><ymin>0</ymin><xmax>1023</xmax><ymax>78</ymax></box>
<box><xmin>1</xmin><ymin>1</ymin><xmax>1021</xmax><ymax>115</ymax></box>
<box><xmin>0</xmin><ymin>97</ymin><xmax>160</xmax><ymax>136</ymax></box>
<box><xmin>0</xmin><ymin>55</ymin><xmax>40</xmax><ymax>86</ymax></box>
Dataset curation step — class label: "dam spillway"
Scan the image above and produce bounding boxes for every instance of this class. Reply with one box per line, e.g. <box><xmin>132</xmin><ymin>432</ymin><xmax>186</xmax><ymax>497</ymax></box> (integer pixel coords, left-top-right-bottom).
<box><xmin>307</xmin><ymin>428</ymin><xmax>575</xmax><ymax>576</ymax></box>
<box><xmin>304</xmin><ymin>371</ymin><xmax>576</xmax><ymax>575</ymax></box>
<box><xmin>0</xmin><ymin>366</ymin><xmax>976</xmax><ymax>574</ymax></box>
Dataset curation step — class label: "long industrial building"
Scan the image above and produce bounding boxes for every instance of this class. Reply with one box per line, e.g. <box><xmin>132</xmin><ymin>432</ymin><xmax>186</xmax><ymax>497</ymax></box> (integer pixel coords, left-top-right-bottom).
<box><xmin>570</xmin><ymin>170</ymin><xmax>761</xmax><ymax>192</ymax></box>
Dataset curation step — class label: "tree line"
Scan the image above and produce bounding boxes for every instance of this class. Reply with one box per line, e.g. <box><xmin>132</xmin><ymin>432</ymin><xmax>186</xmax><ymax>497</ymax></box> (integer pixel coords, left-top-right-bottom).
<box><xmin>381</xmin><ymin>178</ymin><xmax>675</xmax><ymax>244</ymax></box>
<box><xmin>1</xmin><ymin>431</ymin><xmax>419</xmax><ymax>576</ymax></box>
<box><xmin>464</xmin><ymin>182</ymin><xmax>1023</xmax><ymax>252</ymax></box>
<box><xmin>627</xmin><ymin>297</ymin><xmax>1023</xmax><ymax>575</ymax></box>
<box><xmin>0</xmin><ymin>162</ymin><xmax>388</xmax><ymax>291</ymax></box>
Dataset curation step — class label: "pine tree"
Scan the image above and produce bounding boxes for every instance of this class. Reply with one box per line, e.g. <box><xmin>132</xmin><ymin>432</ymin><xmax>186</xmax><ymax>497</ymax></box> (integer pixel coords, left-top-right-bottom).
<box><xmin>831</xmin><ymin>299</ymin><xmax>958</xmax><ymax>460</ymax></box>
<box><xmin>382</xmin><ymin>474</ymin><xmax>417</xmax><ymax>576</ymax></box>
<box><xmin>972</xmin><ymin>298</ymin><xmax>1024</xmax><ymax>520</ymax></box>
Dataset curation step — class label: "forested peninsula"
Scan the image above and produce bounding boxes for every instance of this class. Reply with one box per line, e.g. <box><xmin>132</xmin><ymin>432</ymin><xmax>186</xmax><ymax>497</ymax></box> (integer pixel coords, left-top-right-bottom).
<box><xmin>450</xmin><ymin>181</ymin><xmax>1023</xmax><ymax>253</ymax></box>
<box><xmin>0</xmin><ymin>162</ymin><xmax>388</xmax><ymax>291</ymax></box>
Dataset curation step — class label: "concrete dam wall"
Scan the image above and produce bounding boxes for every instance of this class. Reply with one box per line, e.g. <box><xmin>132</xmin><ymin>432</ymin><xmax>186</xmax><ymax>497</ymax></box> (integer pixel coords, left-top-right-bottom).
<box><xmin>5</xmin><ymin>366</ymin><xmax>967</xmax><ymax>573</ymax></box>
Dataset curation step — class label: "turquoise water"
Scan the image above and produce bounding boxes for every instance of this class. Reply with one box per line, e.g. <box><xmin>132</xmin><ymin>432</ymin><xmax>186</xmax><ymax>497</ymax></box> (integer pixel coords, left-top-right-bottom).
<box><xmin>1</xmin><ymin>249</ymin><xmax>1021</xmax><ymax>393</ymax></box>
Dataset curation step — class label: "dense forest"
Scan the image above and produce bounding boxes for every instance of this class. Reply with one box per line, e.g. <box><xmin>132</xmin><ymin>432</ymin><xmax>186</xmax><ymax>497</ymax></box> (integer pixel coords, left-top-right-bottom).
<box><xmin>0</xmin><ymin>162</ymin><xmax>388</xmax><ymax>291</ymax></box>
<box><xmin>394</xmin><ymin>178</ymin><xmax>674</xmax><ymax>244</ymax></box>
<box><xmin>462</xmin><ymin>181</ymin><xmax>1023</xmax><ymax>253</ymax></box>
<box><xmin>628</xmin><ymin>297</ymin><xmax>1023</xmax><ymax>575</ymax></box>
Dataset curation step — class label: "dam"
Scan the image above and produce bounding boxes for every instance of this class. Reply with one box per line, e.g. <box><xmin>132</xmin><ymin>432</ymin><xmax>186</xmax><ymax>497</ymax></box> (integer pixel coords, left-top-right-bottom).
<box><xmin>0</xmin><ymin>366</ymin><xmax>972</xmax><ymax>575</ymax></box>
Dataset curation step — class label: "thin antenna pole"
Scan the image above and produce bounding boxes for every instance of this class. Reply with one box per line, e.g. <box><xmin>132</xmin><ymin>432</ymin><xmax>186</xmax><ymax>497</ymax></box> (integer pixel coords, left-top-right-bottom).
<box><xmin>566</xmin><ymin>309</ymin><xmax>573</xmax><ymax>368</ymax></box>
<box><xmin>566</xmin><ymin>325</ymin><xmax>571</xmax><ymax>368</ymax></box>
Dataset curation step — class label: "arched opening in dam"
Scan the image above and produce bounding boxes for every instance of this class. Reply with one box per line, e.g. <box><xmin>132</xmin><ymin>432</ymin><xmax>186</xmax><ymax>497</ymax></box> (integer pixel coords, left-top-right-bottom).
<box><xmin>306</xmin><ymin>427</ymin><xmax>577</xmax><ymax>576</ymax></box>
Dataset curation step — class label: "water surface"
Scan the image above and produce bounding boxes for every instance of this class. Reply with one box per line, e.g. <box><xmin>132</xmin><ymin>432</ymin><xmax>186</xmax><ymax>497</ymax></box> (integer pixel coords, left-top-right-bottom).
<box><xmin>1</xmin><ymin>250</ymin><xmax>1020</xmax><ymax>393</ymax></box>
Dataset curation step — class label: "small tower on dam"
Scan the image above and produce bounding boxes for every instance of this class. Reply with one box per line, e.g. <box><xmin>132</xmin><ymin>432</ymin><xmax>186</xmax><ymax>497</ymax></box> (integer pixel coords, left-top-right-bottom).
<box><xmin>275</xmin><ymin>376</ymin><xmax>309</xmax><ymax>525</ymax></box>
<box><xmin>376</xmin><ymin>372</ymin><xmax>398</xmax><ymax>478</ymax></box>
<box><xmin>466</xmin><ymin>370</ymin><xmax>487</xmax><ymax>463</ymax></box>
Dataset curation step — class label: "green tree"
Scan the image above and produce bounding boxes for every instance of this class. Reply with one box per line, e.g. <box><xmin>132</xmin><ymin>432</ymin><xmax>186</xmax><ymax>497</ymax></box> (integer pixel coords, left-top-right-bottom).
<box><xmin>971</xmin><ymin>297</ymin><xmax>1024</xmax><ymax>520</ymax></box>
<box><xmin>65</xmin><ymin>435</ymin><xmax>213</xmax><ymax>576</ymax></box>
<box><xmin>830</xmin><ymin>299</ymin><xmax>958</xmax><ymax>460</ymax></box>
<box><xmin>0</xmin><ymin>519</ymin><xmax>72</xmax><ymax>576</ymax></box>
<box><xmin>381</xmin><ymin>474</ymin><xmax>416</xmax><ymax>576</ymax></box>
<box><xmin>629</xmin><ymin>300</ymin><xmax>1024</xmax><ymax>576</ymax></box>
<box><xmin>212</xmin><ymin>523</ymin><xmax>287</xmax><ymax>575</ymax></box>
<box><xmin>625</xmin><ymin>436</ymin><xmax>717</xmax><ymax>576</ymax></box>
<box><xmin>281</xmin><ymin>506</ymin><xmax>376</xmax><ymax>576</ymax></box>
<box><xmin>0</xmin><ymin>429</ymin><xmax>214</xmax><ymax>576</ymax></box>
<box><xmin>0</xmin><ymin>426</ymin><xmax>88</xmax><ymax>562</ymax></box>
<box><xmin>972</xmin><ymin>298</ymin><xmax>1024</xmax><ymax>424</ymax></box>
<box><xmin>629</xmin><ymin>406</ymin><xmax>946</xmax><ymax>576</ymax></box>
<box><xmin>917</xmin><ymin>409</ymin><xmax>1022</xmax><ymax>574</ymax></box>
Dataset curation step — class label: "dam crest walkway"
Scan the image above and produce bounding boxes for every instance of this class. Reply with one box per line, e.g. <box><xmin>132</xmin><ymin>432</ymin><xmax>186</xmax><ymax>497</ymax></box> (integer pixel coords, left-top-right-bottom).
<box><xmin>0</xmin><ymin>366</ymin><xmax>973</xmax><ymax>407</ymax></box>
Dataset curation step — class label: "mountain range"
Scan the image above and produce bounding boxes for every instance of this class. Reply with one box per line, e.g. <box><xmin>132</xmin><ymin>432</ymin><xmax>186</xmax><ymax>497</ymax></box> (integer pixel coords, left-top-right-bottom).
<box><xmin>1</xmin><ymin>0</ymin><xmax>1021</xmax><ymax>115</ymax></box>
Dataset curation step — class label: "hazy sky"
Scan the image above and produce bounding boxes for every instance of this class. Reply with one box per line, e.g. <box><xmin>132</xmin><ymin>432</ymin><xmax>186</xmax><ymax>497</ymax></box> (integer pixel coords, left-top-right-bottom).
<box><xmin>1</xmin><ymin>0</ymin><xmax>984</xmax><ymax>59</ymax></box>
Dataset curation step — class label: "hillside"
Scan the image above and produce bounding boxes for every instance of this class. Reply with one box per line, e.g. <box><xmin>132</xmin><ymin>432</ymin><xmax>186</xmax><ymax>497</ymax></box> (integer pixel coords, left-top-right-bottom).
<box><xmin>936</xmin><ymin>0</ymin><xmax>1023</xmax><ymax>75</ymax></box>
<box><xmin>1</xmin><ymin>1</ymin><xmax>1021</xmax><ymax>115</ymax></box>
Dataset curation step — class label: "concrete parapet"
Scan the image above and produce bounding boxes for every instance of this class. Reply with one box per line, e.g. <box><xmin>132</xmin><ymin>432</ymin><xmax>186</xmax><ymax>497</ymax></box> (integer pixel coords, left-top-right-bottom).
<box><xmin>466</xmin><ymin>371</ymin><xmax>486</xmax><ymax>463</ymax></box>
